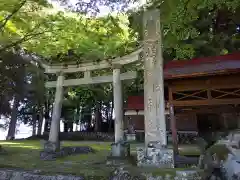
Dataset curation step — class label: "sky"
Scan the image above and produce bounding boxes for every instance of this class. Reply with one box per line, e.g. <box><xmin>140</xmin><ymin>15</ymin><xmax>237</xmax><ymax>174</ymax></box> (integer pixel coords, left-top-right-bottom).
<box><xmin>0</xmin><ymin>118</ymin><xmax>80</xmax><ymax>140</ymax></box>
<box><xmin>51</xmin><ymin>0</ymin><xmax>140</xmax><ymax>16</ymax></box>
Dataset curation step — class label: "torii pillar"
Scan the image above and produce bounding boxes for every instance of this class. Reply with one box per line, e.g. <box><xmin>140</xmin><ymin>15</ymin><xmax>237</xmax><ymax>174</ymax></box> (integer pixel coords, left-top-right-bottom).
<box><xmin>113</xmin><ymin>64</ymin><xmax>124</xmax><ymax>143</ymax></box>
<box><xmin>110</xmin><ymin>64</ymin><xmax>130</xmax><ymax>157</ymax></box>
<box><xmin>45</xmin><ymin>72</ymin><xmax>64</xmax><ymax>152</ymax></box>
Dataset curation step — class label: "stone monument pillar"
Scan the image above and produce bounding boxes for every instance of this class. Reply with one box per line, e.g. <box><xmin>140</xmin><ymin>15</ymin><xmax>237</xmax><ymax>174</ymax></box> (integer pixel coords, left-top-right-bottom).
<box><xmin>136</xmin><ymin>9</ymin><xmax>173</xmax><ymax>168</ymax></box>
<box><xmin>110</xmin><ymin>65</ymin><xmax>130</xmax><ymax>157</ymax></box>
<box><xmin>48</xmin><ymin>72</ymin><xmax>64</xmax><ymax>151</ymax></box>
<box><xmin>143</xmin><ymin>9</ymin><xmax>167</xmax><ymax>146</ymax></box>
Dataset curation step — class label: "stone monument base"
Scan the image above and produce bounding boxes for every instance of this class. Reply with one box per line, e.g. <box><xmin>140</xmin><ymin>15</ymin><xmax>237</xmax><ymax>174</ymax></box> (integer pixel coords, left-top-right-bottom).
<box><xmin>107</xmin><ymin>141</ymin><xmax>131</xmax><ymax>166</ymax></box>
<box><xmin>126</xmin><ymin>133</ymin><xmax>136</xmax><ymax>142</ymax></box>
<box><xmin>43</xmin><ymin>140</ymin><xmax>60</xmax><ymax>152</ymax></box>
<box><xmin>136</xmin><ymin>141</ymin><xmax>174</xmax><ymax>168</ymax></box>
<box><xmin>40</xmin><ymin>140</ymin><xmax>61</xmax><ymax>161</ymax></box>
<box><xmin>110</xmin><ymin>141</ymin><xmax>130</xmax><ymax>157</ymax></box>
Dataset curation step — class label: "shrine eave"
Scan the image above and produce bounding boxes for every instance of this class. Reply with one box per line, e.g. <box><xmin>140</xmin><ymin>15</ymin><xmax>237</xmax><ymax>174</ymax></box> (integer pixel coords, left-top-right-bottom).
<box><xmin>164</xmin><ymin>52</ymin><xmax>240</xmax><ymax>79</ymax></box>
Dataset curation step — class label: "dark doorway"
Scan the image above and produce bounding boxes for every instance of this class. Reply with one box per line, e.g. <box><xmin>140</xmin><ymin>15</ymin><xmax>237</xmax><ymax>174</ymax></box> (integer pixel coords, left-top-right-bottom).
<box><xmin>197</xmin><ymin>114</ymin><xmax>221</xmax><ymax>134</ymax></box>
<box><xmin>197</xmin><ymin>113</ymin><xmax>221</xmax><ymax>143</ymax></box>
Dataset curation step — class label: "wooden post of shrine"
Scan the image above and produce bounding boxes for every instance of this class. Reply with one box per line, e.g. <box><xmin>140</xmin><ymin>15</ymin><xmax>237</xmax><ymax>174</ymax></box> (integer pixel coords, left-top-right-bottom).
<box><xmin>222</xmin><ymin>113</ymin><xmax>229</xmax><ymax>130</ymax></box>
<box><xmin>169</xmin><ymin>87</ymin><xmax>178</xmax><ymax>154</ymax></box>
<box><xmin>169</xmin><ymin>104</ymin><xmax>178</xmax><ymax>154</ymax></box>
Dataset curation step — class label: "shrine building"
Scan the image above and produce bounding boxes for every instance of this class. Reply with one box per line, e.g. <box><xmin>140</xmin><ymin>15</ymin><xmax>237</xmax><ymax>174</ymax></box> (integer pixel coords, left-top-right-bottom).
<box><xmin>124</xmin><ymin>52</ymin><xmax>240</xmax><ymax>142</ymax></box>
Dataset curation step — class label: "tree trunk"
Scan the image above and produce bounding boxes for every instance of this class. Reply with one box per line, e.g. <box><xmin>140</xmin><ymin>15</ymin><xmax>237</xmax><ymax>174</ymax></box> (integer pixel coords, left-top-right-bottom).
<box><xmin>94</xmin><ymin>102</ymin><xmax>102</xmax><ymax>132</ymax></box>
<box><xmin>108</xmin><ymin>101</ymin><xmax>113</xmax><ymax>132</ymax></box>
<box><xmin>6</xmin><ymin>97</ymin><xmax>20</xmax><ymax>140</ymax></box>
<box><xmin>44</xmin><ymin>102</ymin><xmax>50</xmax><ymax>133</ymax></box>
<box><xmin>32</xmin><ymin>113</ymin><xmax>37</xmax><ymax>136</ymax></box>
<box><xmin>105</xmin><ymin>106</ymin><xmax>109</xmax><ymax>131</ymax></box>
<box><xmin>37</xmin><ymin>108</ymin><xmax>43</xmax><ymax>135</ymax></box>
<box><xmin>63</xmin><ymin>121</ymin><xmax>68</xmax><ymax>132</ymax></box>
<box><xmin>69</xmin><ymin>122</ymin><xmax>73</xmax><ymax>132</ymax></box>
<box><xmin>75</xmin><ymin>105</ymin><xmax>80</xmax><ymax>131</ymax></box>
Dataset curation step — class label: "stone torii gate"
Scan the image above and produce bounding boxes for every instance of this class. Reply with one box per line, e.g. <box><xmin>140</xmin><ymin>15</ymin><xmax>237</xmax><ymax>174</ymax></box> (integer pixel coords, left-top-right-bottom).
<box><xmin>42</xmin><ymin>9</ymin><xmax>171</xmax><ymax>166</ymax></box>
<box><xmin>44</xmin><ymin>49</ymin><xmax>141</xmax><ymax>150</ymax></box>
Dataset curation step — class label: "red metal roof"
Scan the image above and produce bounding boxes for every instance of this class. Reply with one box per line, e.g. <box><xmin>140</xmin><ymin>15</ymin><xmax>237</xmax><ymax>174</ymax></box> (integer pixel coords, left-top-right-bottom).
<box><xmin>126</xmin><ymin>53</ymin><xmax>240</xmax><ymax>110</ymax></box>
<box><xmin>164</xmin><ymin>52</ymin><xmax>240</xmax><ymax>79</ymax></box>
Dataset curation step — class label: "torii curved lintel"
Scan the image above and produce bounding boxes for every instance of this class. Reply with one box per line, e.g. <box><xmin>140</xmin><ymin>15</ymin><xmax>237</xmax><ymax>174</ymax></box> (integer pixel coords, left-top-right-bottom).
<box><xmin>44</xmin><ymin>48</ymin><xmax>143</xmax><ymax>74</ymax></box>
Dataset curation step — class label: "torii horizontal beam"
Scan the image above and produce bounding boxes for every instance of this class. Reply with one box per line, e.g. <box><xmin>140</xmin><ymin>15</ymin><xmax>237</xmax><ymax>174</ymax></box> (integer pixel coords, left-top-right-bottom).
<box><xmin>44</xmin><ymin>48</ymin><xmax>142</xmax><ymax>74</ymax></box>
<box><xmin>45</xmin><ymin>71</ymin><xmax>137</xmax><ymax>88</ymax></box>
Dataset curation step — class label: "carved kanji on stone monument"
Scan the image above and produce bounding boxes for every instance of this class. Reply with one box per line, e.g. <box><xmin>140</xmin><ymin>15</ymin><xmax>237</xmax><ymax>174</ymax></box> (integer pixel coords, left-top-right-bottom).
<box><xmin>143</xmin><ymin>10</ymin><xmax>167</xmax><ymax>146</ymax></box>
<box><xmin>147</xmin><ymin>98</ymin><xmax>153</xmax><ymax>112</ymax></box>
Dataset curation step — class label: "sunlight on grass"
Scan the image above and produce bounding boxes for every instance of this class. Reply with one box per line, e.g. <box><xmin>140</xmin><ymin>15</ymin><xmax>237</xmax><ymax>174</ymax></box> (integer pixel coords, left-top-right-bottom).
<box><xmin>178</xmin><ymin>145</ymin><xmax>201</xmax><ymax>156</ymax></box>
<box><xmin>0</xmin><ymin>140</ymin><xmax>114</xmax><ymax>177</ymax></box>
<box><xmin>0</xmin><ymin>142</ymin><xmax>23</xmax><ymax>145</ymax></box>
<box><xmin>0</xmin><ymin>140</ymin><xmax>202</xmax><ymax>178</ymax></box>
<box><xmin>4</xmin><ymin>145</ymin><xmax>40</xmax><ymax>149</ymax></box>
<box><xmin>0</xmin><ymin>141</ymin><xmax>40</xmax><ymax>149</ymax></box>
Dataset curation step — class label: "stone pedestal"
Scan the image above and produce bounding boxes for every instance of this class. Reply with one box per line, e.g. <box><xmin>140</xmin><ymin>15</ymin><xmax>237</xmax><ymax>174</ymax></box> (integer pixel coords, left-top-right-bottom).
<box><xmin>43</xmin><ymin>141</ymin><xmax>60</xmax><ymax>152</ymax></box>
<box><xmin>110</xmin><ymin>142</ymin><xmax>130</xmax><ymax>158</ymax></box>
<box><xmin>40</xmin><ymin>140</ymin><xmax>61</xmax><ymax>161</ymax></box>
<box><xmin>126</xmin><ymin>133</ymin><xmax>136</xmax><ymax>142</ymax></box>
<box><xmin>137</xmin><ymin>142</ymin><xmax>174</xmax><ymax>168</ymax></box>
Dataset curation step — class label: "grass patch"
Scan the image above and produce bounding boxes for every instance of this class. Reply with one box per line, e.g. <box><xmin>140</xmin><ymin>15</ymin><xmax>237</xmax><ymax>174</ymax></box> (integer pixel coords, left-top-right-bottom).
<box><xmin>0</xmin><ymin>140</ymin><xmax>201</xmax><ymax>178</ymax></box>
<box><xmin>0</xmin><ymin>140</ymin><xmax>113</xmax><ymax>178</ymax></box>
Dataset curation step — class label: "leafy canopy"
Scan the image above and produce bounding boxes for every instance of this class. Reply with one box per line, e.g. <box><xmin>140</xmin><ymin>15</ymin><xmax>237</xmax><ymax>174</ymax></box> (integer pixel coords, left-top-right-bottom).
<box><xmin>23</xmin><ymin>11</ymin><xmax>138</xmax><ymax>63</ymax></box>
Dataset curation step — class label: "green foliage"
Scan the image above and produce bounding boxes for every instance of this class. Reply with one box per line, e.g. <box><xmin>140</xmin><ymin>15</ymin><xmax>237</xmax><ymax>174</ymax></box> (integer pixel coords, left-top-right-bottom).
<box><xmin>0</xmin><ymin>0</ymin><xmax>138</xmax><ymax>63</ymax></box>
<box><xmin>24</xmin><ymin>12</ymin><xmax>138</xmax><ymax>63</ymax></box>
<box><xmin>129</xmin><ymin>0</ymin><xmax>240</xmax><ymax>60</ymax></box>
<box><xmin>1</xmin><ymin>0</ymin><xmax>240</xmax><ymax>132</ymax></box>
<box><xmin>0</xmin><ymin>0</ymin><xmax>50</xmax><ymax>51</ymax></box>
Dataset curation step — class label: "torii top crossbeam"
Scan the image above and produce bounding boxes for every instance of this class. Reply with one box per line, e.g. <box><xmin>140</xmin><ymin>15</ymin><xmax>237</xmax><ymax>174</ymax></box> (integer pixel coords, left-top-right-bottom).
<box><xmin>42</xmin><ymin>48</ymin><xmax>142</xmax><ymax>74</ymax></box>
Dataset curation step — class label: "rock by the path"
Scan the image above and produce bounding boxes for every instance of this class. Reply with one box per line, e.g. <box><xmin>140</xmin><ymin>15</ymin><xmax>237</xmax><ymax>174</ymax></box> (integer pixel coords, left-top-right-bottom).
<box><xmin>0</xmin><ymin>145</ymin><xmax>7</xmax><ymax>154</ymax></box>
<box><xmin>109</xmin><ymin>168</ymin><xmax>145</xmax><ymax>180</ymax></box>
<box><xmin>40</xmin><ymin>146</ymin><xmax>95</xmax><ymax>161</ymax></box>
<box><xmin>0</xmin><ymin>169</ymin><xmax>84</xmax><ymax>180</ymax></box>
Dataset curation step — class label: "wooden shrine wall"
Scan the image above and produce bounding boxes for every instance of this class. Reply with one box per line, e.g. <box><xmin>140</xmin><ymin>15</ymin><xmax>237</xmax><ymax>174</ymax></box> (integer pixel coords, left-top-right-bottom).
<box><xmin>168</xmin><ymin>74</ymin><xmax>240</xmax><ymax>107</ymax></box>
<box><xmin>175</xmin><ymin>113</ymin><xmax>198</xmax><ymax>131</ymax></box>
<box><xmin>123</xmin><ymin>114</ymin><xmax>197</xmax><ymax>131</ymax></box>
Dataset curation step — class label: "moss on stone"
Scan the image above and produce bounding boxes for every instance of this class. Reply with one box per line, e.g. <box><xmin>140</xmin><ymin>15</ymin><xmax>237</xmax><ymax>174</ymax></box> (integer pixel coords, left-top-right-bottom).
<box><xmin>206</xmin><ymin>144</ymin><xmax>230</xmax><ymax>161</ymax></box>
